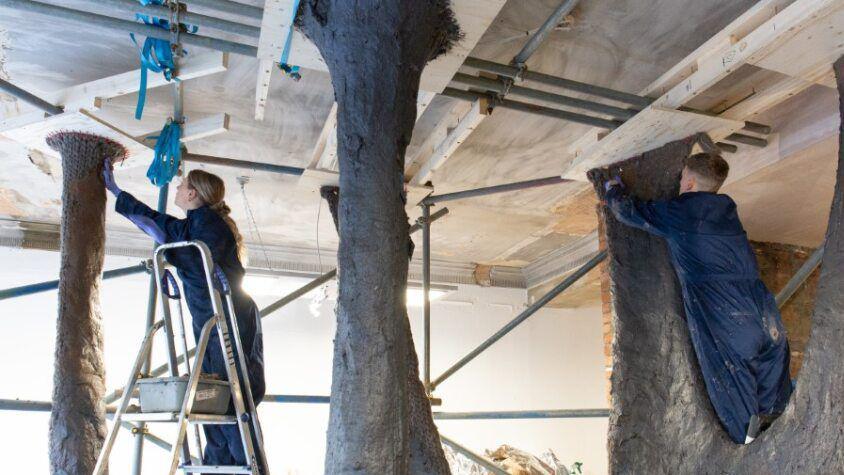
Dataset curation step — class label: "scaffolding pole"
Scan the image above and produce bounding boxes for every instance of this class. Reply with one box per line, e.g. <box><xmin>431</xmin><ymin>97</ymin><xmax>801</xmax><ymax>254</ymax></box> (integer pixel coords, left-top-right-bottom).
<box><xmin>0</xmin><ymin>261</ymin><xmax>150</xmax><ymax>301</ymax></box>
<box><xmin>104</xmin><ymin>207</ymin><xmax>450</xmax><ymax>404</ymax></box>
<box><xmin>433</xmin><ymin>408</ymin><xmax>609</xmax><ymax>420</ymax></box>
<box><xmin>512</xmin><ymin>0</ymin><xmax>580</xmax><ymax>67</ymax></box>
<box><xmin>131</xmin><ymin>181</ymin><xmax>171</xmax><ymax>475</ymax></box>
<box><xmin>421</xmin><ymin>204</ymin><xmax>432</xmax><ymax>394</ymax></box>
<box><xmin>423</xmin><ymin>176</ymin><xmax>569</xmax><ymax>205</ymax></box>
<box><xmin>776</xmin><ymin>245</ymin><xmax>824</xmax><ymax>309</ymax></box>
<box><xmin>430</xmin><ymin>250</ymin><xmax>607</xmax><ymax>391</ymax></box>
<box><xmin>440</xmin><ymin>434</ymin><xmax>509</xmax><ymax>475</ymax></box>
<box><xmin>0</xmin><ymin>78</ymin><xmax>63</xmax><ymax>115</ymax></box>
<box><xmin>184</xmin><ymin>153</ymin><xmax>305</xmax><ymax>176</ymax></box>
<box><xmin>0</xmin><ymin>0</ymin><xmax>258</xmax><ymax>57</ymax></box>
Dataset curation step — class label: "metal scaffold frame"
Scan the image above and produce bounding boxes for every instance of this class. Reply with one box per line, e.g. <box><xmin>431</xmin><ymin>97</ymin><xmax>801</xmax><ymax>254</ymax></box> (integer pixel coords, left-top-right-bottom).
<box><xmin>2</xmin><ymin>0</ymin><xmax>815</xmax><ymax>469</ymax></box>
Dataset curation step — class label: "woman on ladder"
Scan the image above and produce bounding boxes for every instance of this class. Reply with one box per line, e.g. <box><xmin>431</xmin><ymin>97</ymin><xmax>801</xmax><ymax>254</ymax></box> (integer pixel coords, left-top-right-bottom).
<box><xmin>103</xmin><ymin>161</ymin><xmax>266</xmax><ymax>469</ymax></box>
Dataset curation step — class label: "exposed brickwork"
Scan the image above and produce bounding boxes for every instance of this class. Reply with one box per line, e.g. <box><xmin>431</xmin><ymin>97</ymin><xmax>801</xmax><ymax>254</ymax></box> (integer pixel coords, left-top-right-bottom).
<box><xmin>751</xmin><ymin>241</ymin><xmax>819</xmax><ymax>377</ymax></box>
<box><xmin>596</xmin><ymin>204</ymin><xmax>613</xmax><ymax>405</ymax></box>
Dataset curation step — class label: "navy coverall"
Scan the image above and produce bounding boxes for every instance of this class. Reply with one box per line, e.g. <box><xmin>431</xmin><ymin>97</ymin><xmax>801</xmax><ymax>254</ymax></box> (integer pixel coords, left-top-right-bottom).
<box><xmin>606</xmin><ymin>187</ymin><xmax>792</xmax><ymax>443</ymax></box>
<box><xmin>116</xmin><ymin>191</ymin><xmax>266</xmax><ymax>467</ymax></box>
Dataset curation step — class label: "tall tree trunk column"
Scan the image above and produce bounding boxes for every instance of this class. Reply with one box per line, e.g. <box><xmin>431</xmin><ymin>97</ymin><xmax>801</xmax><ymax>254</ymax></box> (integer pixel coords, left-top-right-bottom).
<box><xmin>299</xmin><ymin>2</ymin><xmax>459</xmax><ymax>473</ymax></box>
<box><xmin>587</xmin><ymin>55</ymin><xmax>844</xmax><ymax>474</ymax></box>
<box><xmin>46</xmin><ymin>132</ymin><xmax>126</xmax><ymax>474</ymax></box>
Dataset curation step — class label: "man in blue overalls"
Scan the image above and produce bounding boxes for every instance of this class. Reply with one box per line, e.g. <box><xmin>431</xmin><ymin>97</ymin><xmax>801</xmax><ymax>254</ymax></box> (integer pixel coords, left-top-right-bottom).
<box><xmin>603</xmin><ymin>152</ymin><xmax>792</xmax><ymax>444</ymax></box>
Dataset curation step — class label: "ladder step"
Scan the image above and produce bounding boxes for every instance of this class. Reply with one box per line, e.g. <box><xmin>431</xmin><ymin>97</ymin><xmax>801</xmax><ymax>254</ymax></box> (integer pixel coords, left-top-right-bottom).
<box><xmin>121</xmin><ymin>412</ymin><xmax>237</xmax><ymax>424</ymax></box>
<box><xmin>180</xmin><ymin>464</ymin><xmax>252</xmax><ymax>473</ymax></box>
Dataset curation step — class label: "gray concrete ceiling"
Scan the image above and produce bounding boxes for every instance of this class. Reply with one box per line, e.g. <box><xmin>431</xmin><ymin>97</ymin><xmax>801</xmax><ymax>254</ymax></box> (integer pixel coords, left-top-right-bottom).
<box><xmin>0</xmin><ymin>0</ymin><xmax>834</xmax><ymax>272</ymax></box>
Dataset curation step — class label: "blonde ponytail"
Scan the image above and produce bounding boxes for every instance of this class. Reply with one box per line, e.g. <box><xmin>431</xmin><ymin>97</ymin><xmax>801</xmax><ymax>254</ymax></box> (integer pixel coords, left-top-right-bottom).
<box><xmin>187</xmin><ymin>170</ymin><xmax>248</xmax><ymax>263</ymax></box>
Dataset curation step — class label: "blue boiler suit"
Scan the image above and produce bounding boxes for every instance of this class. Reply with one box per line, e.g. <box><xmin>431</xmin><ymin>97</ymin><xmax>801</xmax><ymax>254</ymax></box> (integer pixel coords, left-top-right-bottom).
<box><xmin>115</xmin><ymin>191</ymin><xmax>266</xmax><ymax>468</ymax></box>
<box><xmin>605</xmin><ymin>187</ymin><xmax>792</xmax><ymax>443</ymax></box>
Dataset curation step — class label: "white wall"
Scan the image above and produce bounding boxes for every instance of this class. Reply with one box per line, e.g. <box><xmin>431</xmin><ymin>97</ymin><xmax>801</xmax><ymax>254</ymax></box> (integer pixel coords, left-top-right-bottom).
<box><xmin>0</xmin><ymin>247</ymin><xmax>608</xmax><ymax>474</ymax></box>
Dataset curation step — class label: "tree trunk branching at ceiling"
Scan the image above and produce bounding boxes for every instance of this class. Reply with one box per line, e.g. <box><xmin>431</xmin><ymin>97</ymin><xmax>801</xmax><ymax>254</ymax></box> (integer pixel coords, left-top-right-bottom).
<box><xmin>47</xmin><ymin>132</ymin><xmax>126</xmax><ymax>474</ymax></box>
<box><xmin>298</xmin><ymin>2</ymin><xmax>460</xmax><ymax>473</ymax></box>
<box><xmin>587</xmin><ymin>56</ymin><xmax>844</xmax><ymax>474</ymax></box>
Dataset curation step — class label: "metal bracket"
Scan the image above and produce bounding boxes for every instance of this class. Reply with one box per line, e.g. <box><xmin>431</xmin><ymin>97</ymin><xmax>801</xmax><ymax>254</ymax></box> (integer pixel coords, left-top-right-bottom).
<box><xmin>167</xmin><ymin>0</ymin><xmax>184</xmax><ymax>58</ymax></box>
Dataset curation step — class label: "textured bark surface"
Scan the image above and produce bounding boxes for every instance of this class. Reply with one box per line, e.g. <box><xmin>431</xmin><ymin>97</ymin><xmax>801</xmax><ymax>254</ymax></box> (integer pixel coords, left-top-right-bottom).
<box><xmin>299</xmin><ymin>4</ymin><xmax>458</xmax><ymax>472</ymax></box>
<box><xmin>319</xmin><ymin>185</ymin><xmax>450</xmax><ymax>474</ymax></box>
<box><xmin>46</xmin><ymin>132</ymin><xmax>126</xmax><ymax>474</ymax></box>
<box><xmin>588</xmin><ymin>56</ymin><xmax>844</xmax><ymax>474</ymax></box>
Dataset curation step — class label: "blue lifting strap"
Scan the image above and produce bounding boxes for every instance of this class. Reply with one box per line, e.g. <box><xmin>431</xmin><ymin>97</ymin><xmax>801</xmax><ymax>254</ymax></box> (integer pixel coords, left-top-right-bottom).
<box><xmin>130</xmin><ymin>0</ymin><xmax>197</xmax><ymax>119</ymax></box>
<box><xmin>146</xmin><ymin>120</ymin><xmax>182</xmax><ymax>187</ymax></box>
<box><xmin>278</xmin><ymin>0</ymin><xmax>302</xmax><ymax>80</ymax></box>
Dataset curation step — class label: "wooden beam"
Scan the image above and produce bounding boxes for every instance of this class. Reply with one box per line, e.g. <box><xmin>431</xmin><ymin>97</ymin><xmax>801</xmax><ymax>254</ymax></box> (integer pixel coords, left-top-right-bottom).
<box><xmin>409</xmin><ymin>100</ymin><xmax>489</xmax><ymax>186</ymax></box>
<box><xmin>309</xmin><ymin>92</ymin><xmax>437</xmax><ymax>173</ymax></box>
<box><xmin>565</xmin><ymin>0</ymin><xmax>840</xmax><ymax>179</ymax></box>
<box><xmin>750</xmin><ymin>5</ymin><xmax>844</xmax><ymax>85</ymax></box>
<box><xmin>419</xmin><ymin>0</ymin><xmax>508</xmax><ymax>93</ymax></box>
<box><xmin>135</xmin><ymin>113</ymin><xmax>230</xmax><ymax>144</ymax></box>
<box><xmin>656</xmin><ymin>0</ymin><xmax>841</xmax><ymax>109</ymax></box>
<box><xmin>254</xmin><ymin>59</ymin><xmax>275</xmax><ymax>121</ymax></box>
<box><xmin>252</xmin><ymin>0</ymin><xmax>506</xmax><ymax>90</ymax></box>
<box><xmin>51</xmin><ymin>51</ymin><xmax>227</xmax><ymax>110</ymax></box>
<box><xmin>405</xmin><ymin>101</ymin><xmax>473</xmax><ymax>179</ymax></box>
<box><xmin>2</xmin><ymin>109</ymin><xmax>153</xmax><ymax>165</ymax></box>
<box><xmin>563</xmin><ymin>106</ymin><xmax>744</xmax><ymax>179</ymax></box>
<box><xmin>0</xmin><ymin>51</ymin><xmax>228</xmax><ymax>130</ymax></box>
<box><xmin>641</xmin><ymin>0</ymin><xmax>794</xmax><ymax>98</ymax></box>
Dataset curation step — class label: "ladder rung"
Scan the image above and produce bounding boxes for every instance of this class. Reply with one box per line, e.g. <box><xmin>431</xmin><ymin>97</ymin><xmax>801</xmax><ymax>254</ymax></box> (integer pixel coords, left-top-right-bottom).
<box><xmin>180</xmin><ymin>464</ymin><xmax>251</xmax><ymax>473</ymax></box>
<box><xmin>121</xmin><ymin>412</ymin><xmax>179</xmax><ymax>422</ymax></box>
<box><xmin>189</xmin><ymin>413</ymin><xmax>238</xmax><ymax>424</ymax></box>
<box><xmin>120</xmin><ymin>412</ymin><xmax>237</xmax><ymax>424</ymax></box>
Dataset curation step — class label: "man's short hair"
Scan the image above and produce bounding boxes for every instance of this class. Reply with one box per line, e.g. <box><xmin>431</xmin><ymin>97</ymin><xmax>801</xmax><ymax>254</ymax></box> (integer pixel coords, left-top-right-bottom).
<box><xmin>683</xmin><ymin>152</ymin><xmax>729</xmax><ymax>192</ymax></box>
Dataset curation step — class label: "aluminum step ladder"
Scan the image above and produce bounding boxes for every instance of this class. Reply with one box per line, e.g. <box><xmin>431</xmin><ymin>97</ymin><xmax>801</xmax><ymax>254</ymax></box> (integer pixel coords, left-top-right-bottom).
<box><xmin>94</xmin><ymin>240</ymin><xmax>269</xmax><ymax>475</ymax></box>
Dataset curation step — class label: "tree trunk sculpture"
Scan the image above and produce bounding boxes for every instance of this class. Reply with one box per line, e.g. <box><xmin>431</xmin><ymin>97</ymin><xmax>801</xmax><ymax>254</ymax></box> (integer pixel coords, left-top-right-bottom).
<box><xmin>319</xmin><ymin>183</ymin><xmax>450</xmax><ymax>474</ymax></box>
<box><xmin>298</xmin><ymin>2</ymin><xmax>460</xmax><ymax>472</ymax></box>
<box><xmin>46</xmin><ymin>132</ymin><xmax>126</xmax><ymax>474</ymax></box>
<box><xmin>586</xmin><ymin>55</ymin><xmax>844</xmax><ymax>473</ymax></box>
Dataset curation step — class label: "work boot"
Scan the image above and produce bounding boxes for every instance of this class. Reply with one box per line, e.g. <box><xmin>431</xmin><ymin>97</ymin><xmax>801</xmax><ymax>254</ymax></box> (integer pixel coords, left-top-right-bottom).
<box><xmin>744</xmin><ymin>415</ymin><xmax>761</xmax><ymax>444</ymax></box>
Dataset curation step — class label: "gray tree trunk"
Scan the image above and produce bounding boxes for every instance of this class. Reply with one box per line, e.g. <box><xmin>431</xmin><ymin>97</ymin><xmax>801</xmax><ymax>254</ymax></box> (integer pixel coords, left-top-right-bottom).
<box><xmin>587</xmin><ymin>55</ymin><xmax>844</xmax><ymax>474</ymax></box>
<box><xmin>320</xmin><ymin>184</ymin><xmax>450</xmax><ymax>474</ymax></box>
<box><xmin>299</xmin><ymin>2</ymin><xmax>459</xmax><ymax>472</ymax></box>
<box><xmin>46</xmin><ymin>133</ymin><xmax>126</xmax><ymax>474</ymax></box>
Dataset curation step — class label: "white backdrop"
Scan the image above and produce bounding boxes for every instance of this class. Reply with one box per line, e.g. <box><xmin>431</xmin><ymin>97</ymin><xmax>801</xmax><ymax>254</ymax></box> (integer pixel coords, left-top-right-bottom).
<box><xmin>0</xmin><ymin>247</ymin><xmax>608</xmax><ymax>474</ymax></box>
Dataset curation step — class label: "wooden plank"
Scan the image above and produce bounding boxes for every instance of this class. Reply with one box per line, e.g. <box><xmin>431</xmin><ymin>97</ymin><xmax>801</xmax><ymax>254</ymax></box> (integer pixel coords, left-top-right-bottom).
<box><xmin>307</xmin><ymin>103</ymin><xmax>337</xmax><ymax>169</ymax></box>
<box><xmin>253</xmin><ymin>0</ymin><xmax>505</xmax><ymax>92</ymax></box>
<box><xmin>641</xmin><ymin>0</ymin><xmax>794</xmax><ymax>97</ymax></box>
<box><xmin>409</xmin><ymin>100</ymin><xmax>487</xmax><ymax>186</ymax></box>
<box><xmin>419</xmin><ymin>0</ymin><xmax>508</xmax><ymax>93</ymax></box>
<box><xmin>656</xmin><ymin>0</ymin><xmax>840</xmax><ymax>109</ymax></box>
<box><xmin>310</xmin><ymin>91</ymin><xmax>437</xmax><ymax>173</ymax></box>
<box><xmin>565</xmin><ymin>0</ymin><xmax>836</xmax><ymax>175</ymax></box>
<box><xmin>1</xmin><ymin>109</ymin><xmax>153</xmax><ymax>165</ymax></box>
<box><xmin>256</xmin><ymin>0</ymin><xmax>297</xmax><ymax>60</ymax></box>
<box><xmin>315</xmin><ymin>123</ymin><xmax>338</xmax><ymax>171</ymax></box>
<box><xmin>254</xmin><ymin>59</ymin><xmax>275</xmax><ymax>121</ymax></box>
<box><xmin>1</xmin><ymin>52</ymin><xmax>228</xmax><ymax>130</ymax></box>
<box><xmin>405</xmin><ymin>100</ymin><xmax>474</xmax><ymax>178</ymax></box>
<box><xmin>562</xmin><ymin>107</ymin><xmax>744</xmax><ymax>180</ymax></box>
<box><xmin>136</xmin><ymin>113</ymin><xmax>230</xmax><ymax>144</ymax></box>
<box><xmin>48</xmin><ymin>51</ymin><xmax>227</xmax><ymax>109</ymax></box>
<box><xmin>750</xmin><ymin>5</ymin><xmax>844</xmax><ymax>84</ymax></box>
<box><xmin>717</xmin><ymin>75</ymin><xmax>816</xmax><ymax>120</ymax></box>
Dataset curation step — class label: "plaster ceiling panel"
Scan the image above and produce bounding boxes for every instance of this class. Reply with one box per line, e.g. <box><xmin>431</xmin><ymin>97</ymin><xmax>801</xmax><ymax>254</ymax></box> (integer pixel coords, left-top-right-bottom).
<box><xmin>723</xmin><ymin>135</ymin><xmax>837</xmax><ymax>249</ymax></box>
<box><xmin>0</xmin><ymin>0</ymin><xmax>786</xmax><ymax>269</ymax></box>
<box><xmin>505</xmin><ymin>232</ymin><xmax>583</xmax><ymax>264</ymax></box>
<box><xmin>424</xmin><ymin>202</ymin><xmax>558</xmax><ymax>263</ymax></box>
